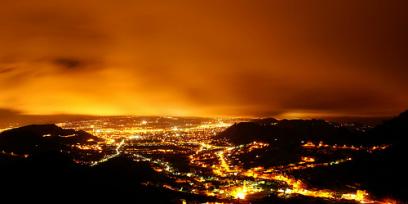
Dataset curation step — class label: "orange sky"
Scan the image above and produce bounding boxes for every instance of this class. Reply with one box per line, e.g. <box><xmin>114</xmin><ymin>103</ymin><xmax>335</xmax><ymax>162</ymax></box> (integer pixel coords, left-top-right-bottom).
<box><xmin>0</xmin><ymin>0</ymin><xmax>407</xmax><ymax>118</ymax></box>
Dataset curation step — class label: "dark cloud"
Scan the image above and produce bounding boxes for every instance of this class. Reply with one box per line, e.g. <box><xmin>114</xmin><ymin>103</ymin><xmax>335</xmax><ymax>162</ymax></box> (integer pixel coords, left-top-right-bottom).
<box><xmin>0</xmin><ymin>108</ymin><xmax>21</xmax><ymax>117</ymax></box>
<box><xmin>53</xmin><ymin>58</ymin><xmax>82</xmax><ymax>70</ymax></box>
<box><xmin>0</xmin><ymin>67</ymin><xmax>14</xmax><ymax>74</ymax></box>
<box><xmin>280</xmin><ymin>88</ymin><xmax>401</xmax><ymax>115</ymax></box>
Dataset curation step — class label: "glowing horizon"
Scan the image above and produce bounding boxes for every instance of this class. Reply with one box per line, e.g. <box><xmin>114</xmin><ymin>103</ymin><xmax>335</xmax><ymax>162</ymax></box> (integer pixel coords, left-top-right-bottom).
<box><xmin>1</xmin><ymin>1</ymin><xmax>407</xmax><ymax>118</ymax></box>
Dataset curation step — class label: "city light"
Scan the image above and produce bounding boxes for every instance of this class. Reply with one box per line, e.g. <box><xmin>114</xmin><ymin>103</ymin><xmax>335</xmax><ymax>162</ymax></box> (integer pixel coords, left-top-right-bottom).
<box><xmin>51</xmin><ymin>117</ymin><xmax>396</xmax><ymax>203</ymax></box>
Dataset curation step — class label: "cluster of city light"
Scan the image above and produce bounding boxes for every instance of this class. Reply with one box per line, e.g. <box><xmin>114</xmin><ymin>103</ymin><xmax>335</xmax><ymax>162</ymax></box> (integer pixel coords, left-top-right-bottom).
<box><xmin>0</xmin><ymin>150</ymin><xmax>29</xmax><ymax>158</ymax></box>
<box><xmin>303</xmin><ymin>141</ymin><xmax>391</xmax><ymax>152</ymax></box>
<box><xmin>72</xmin><ymin>144</ymin><xmax>103</xmax><ymax>151</ymax></box>
<box><xmin>185</xmin><ymin>138</ymin><xmax>395</xmax><ymax>203</ymax></box>
<box><xmin>90</xmin><ymin>139</ymin><xmax>125</xmax><ymax>166</ymax></box>
<box><xmin>0</xmin><ymin>127</ymin><xmax>13</xmax><ymax>133</ymax></box>
<box><xmin>52</xmin><ymin>118</ymin><xmax>395</xmax><ymax>203</ymax></box>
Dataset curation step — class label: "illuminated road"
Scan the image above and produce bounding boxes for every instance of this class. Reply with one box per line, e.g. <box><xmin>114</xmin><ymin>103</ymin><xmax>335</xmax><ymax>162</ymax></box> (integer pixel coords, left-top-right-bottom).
<box><xmin>91</xmin><ymin>139</ymin><xmax>125</xmax><ymax>166</ymax></box>
<box><xmin>187</xmin><ymin>142</ymin><xmax>393</xmax><ymax>203</ymax></box>
<box><xmin>56</xmin><ymin>117</ymin><xmax>395</xmax><ymax>203</ymax></box>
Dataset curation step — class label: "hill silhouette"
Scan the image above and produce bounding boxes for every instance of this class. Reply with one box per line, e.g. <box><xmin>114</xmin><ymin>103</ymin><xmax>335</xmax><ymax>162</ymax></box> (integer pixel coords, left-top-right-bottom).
<box><xmin>217</xmin><ymin>110</ymin><xmax>408</xmax><ymax>202</ymax></box>
<box><xmin>1</xmin><ymin>111</ymin><xmax>407</xmax><ymax>203</ymax></box>
<box><xmin>0</xmin><ymin>124</ymin><xmax>100</xmax><ymax>154</ymax></box>
<box><xmin>217</xmin><ymin>119</ymin><xmax>366</xmax><ymax>146</ymax></box>
<box><xmin>0</xmin><ymin>124</ymin><xmax>224</xmax><ymax>203</ymax></box>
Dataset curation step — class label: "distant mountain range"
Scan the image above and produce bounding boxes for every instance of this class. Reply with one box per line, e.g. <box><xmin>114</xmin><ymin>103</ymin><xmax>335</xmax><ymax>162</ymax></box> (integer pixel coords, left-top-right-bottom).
<box><xmin>217</xmin><ymin>118</ymin><xmax>363</xmax><ymax>145</ymax></box>
<box><xmin>217</xmin><ymin>110</ymin><xmax>408</xmax><ymax>146</ymax></box>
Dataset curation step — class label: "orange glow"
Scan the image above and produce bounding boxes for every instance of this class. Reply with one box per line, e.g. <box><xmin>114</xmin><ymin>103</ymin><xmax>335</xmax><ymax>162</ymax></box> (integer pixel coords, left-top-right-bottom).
<box><xmin>301</xmin><ymin>156</ymin><xmax>315</xmax><ymax>163</ymax></box>
<box><xmin>0</xmin><ymin>1</ymin><xmax>407</xmax><ymax>118</ymax></box>
<box><xmin>230</xmin><ymin>185</ymin><xmax>247</xmax><ymax>199</ymax></box>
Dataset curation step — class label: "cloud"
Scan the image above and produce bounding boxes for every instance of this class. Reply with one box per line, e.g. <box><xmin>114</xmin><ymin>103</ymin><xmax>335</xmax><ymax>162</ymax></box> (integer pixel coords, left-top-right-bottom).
<box><xmin>53</xmin><ymin>58</ymin><xmax>82</xmax><ymax>70</ymax></box>
<box><xmin>0</xmin><ymin>67</ymin><xmax>14</xmax><ymax>75</ymax></box>
<box><xmin>0</xmin><ymin>0</ymin><xmax>407</xmax><ymax>117</ymax></box>
<box><xmin>0</xmin><ymin>108</ymin><xmax>21</xmax><ymax>117</ymax></box>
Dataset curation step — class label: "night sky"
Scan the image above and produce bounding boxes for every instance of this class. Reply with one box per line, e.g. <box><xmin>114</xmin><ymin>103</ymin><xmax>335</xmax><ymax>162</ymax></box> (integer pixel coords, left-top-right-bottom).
<box><xmin>0</xmin><ymin>0</ymin><xmax>407</xmax><ymax>118</ymax></box>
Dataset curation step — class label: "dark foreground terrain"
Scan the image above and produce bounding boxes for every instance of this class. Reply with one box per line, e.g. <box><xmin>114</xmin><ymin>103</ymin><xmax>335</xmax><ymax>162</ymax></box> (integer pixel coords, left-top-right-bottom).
<box><xmin>1</xmin><ymin>111</ymin><xmax>408</xmax><ymax>203</ymax></box>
